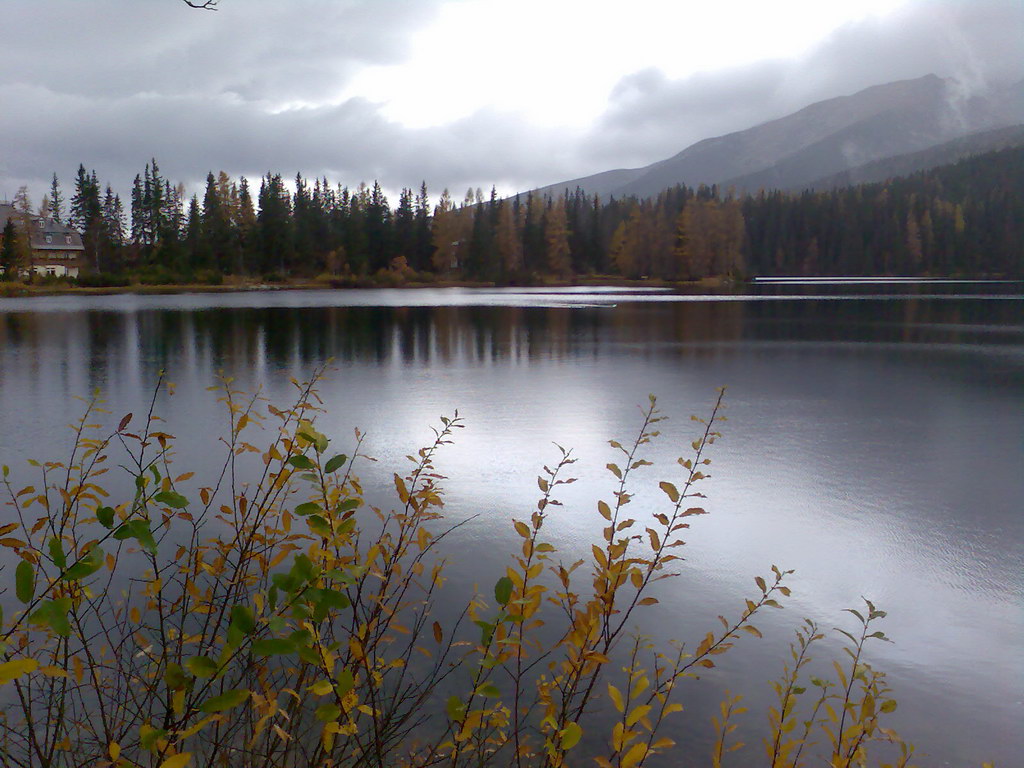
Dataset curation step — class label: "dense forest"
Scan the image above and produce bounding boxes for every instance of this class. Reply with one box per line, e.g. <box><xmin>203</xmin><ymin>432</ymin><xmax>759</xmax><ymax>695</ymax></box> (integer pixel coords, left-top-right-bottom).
<box><xmin>5</xmin><ymin>146</ymin><xmax>1023</xmax><ymax>284</ymax></box>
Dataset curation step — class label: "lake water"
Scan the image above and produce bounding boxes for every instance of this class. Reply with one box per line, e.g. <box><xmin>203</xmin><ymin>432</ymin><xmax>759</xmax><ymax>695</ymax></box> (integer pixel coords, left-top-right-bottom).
<box><xmin>0</xmin><ymin>284</ymin><xmax>1021</xmax><ymax>766</ymax></box>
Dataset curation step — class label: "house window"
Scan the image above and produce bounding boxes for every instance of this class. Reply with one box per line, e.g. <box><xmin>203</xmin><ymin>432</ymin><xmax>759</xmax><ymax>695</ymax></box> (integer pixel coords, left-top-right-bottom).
<box><xmin>46</xmin><ymin>235</ymin><xmax>53</xmax><ymax>243</ymax></box>
<box><xmin>37</xmin><ymin>220</ymin><xmax>44</xmax><ymax>228</ymax></box>
<box><xmin>46</xmin><ymin>268</ymin><xmax>56</xmax><ymax>276</ymax></box>
<box><xmin>65</xmin><ymin>235</ymin><xmax>72</xmax><ymax>244</ymax></box>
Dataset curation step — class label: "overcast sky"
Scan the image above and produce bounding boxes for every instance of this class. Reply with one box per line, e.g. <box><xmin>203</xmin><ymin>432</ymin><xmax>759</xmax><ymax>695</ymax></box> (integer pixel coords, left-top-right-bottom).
<box><xmin>1</xmin><ymin>0</ymin><xmax>1021</xmax><ymax>204</ymax></box>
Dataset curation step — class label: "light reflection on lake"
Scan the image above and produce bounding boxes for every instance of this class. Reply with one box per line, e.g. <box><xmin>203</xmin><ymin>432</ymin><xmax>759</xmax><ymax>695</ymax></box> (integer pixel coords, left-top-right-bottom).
<box><xmin>0</xmin><ymin>286</ymin><xmax>1021</xmax><ymax>766</ymax></box>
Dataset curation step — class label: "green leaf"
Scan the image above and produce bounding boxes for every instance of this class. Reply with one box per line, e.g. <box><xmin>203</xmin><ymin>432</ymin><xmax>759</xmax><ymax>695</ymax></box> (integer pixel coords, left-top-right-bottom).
<box><xmin>294</xmin><ymin>502</ymin><xmax>321</xmax><ymax>517</ymax></box>
<box><xmin>307</xmin><ymin>515</ymin><xmax>332</xmax><ymax>537</ymax></box>
<box><xmin>289</xmin><ymin>629</ymin><xmax>313</xmax><ymax>648</ymax></box>
<box><xmin>311</xmin><ymin>588</ymin><xmax>350</xmax><ymax>622</ymax></box>
<box><xmin>494</xmin><ymin>576</ymin><xmax>513</xmax><ymax>607</ymax></box>
<box><xmin>28</xmin><ymin>598</ymin><xmax>72</xmax><ymax>637</ymax></box>
<box><xmin>62</xmin><ymin>546</ymin><xmax>104</xmax><ymax>581</ymax></box>
<box><xmin>113</xmin><ymin>519</ymin><xmax>157</xmax><ymax>554</ymax></box>
<box><xmin>337</xmin><ymin>498</ymin><xmax>360</xmax><ymax>513</ymax></box>
<box><xmin>290</xmin><ymin>554</ymin><xmax>316</xmax><ymax>583</ymax></box>
<box><xmin>15</xmin><ymin>561</ymin><xmax>34</xmax><ymax>604</ymax></box>
<box><xmin>335</xmin><ymin>668</ymin><xmax>354</xmax><ymax>696</ymax></box>
<box><xmin>446</xmin><ymin>695</ymin><xmax>466</xmax><ymax>722</ymax></box>
<box><xmin>880</xmin><ymin>700</ymin><xmax>897</xmax><ymax>713</ymax></box>
<box><xmin>315</xmin><ymin>703</ymin><xmax>341</xmax><ymax>722</ymax></box>
<box><xmin>287</xmin><ymin>455</ymin><xmax>315</xmax><ymax>470</ymax></box>
<box><xmin>229</xmin><ymin>605</ymin><xmax>255</xmax><ymax>635</ymax></box>
<box><xmin>478</xmin><ymin>682</ymin><xmax>501</xmax><ymax>698</ymax></box>
<box><xmin>96</xmin><ymin>506</ymin><xmax>115</xmax><ymax>529</ymax></box>
<box><xmin>324</xmin><ymin>454</ymin><xmax>348</xmax><ymax>474</ymax></box>
<box><xmin>271</xmin><ymin>573</ymin><xmax>297</xmax><ymax>593</ymax></box>
<box><xmin>164</xmin><ymin>663</ymin><xmax>189</xmax><ymax>690</ymax></box>
<box><xmin>226</xmin><ymin>625</ymin><xmax>245</xmax><ymax>650</ymax></box>
<box><xmin>154</xmin><ymin>490</ymin><xmax>188</xmax><ymax>509</ymax></box>
<box><xmin>139</xmin><ymin>727</ymin><xmax>168</xmax><ymax>752</ymax></box>
<box><xmin>184</xmin><ymin>656</ymin><xmax>219</xmax><ymax>678</ymax></box>
<box><xmin>48</xmin><ymin>537</ymin><xmax>67</xmax><ymax>569</ymax></box>
<box><xmin>298</xmin><ymin>430</ymin><xmax>329</xmax><ymax>455</ymax></box>
<box><xmin>560</xmin><ymin>721</ymin><xmax>583</xmax><ymax>750</ymax></box>
<box><xmin>475</xmin><ymin>619</ymin><xmax>495</xmax><ymax>646</ymax></box>
<box><xmin>252</xmin><ymin>638</ymin><xmax>296</xmax><ymax>657</ymax></box>
<box><xmin>199</xmin><ymin>688</ymin><xmax>249</xmax><ymax>713</ymax></box>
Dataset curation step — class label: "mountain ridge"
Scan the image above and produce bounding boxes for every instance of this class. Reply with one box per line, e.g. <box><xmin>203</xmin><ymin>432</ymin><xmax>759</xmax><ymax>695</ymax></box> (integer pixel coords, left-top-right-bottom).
<box><xmin>527</xmin><ymin>74</ymin><xmax>1024</xmax><ymax>199</ymax></box>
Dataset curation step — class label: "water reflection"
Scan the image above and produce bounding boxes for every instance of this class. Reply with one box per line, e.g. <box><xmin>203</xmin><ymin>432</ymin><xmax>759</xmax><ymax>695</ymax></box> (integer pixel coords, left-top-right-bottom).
<box><xmin>0</xmin><ymin>289</ymin><xmax>1021</xmax><ymax>766</ymax></box>
<box><xmin>2</xmin><ymin>296</ymin><xmax>1020</xmax><ymax>392</ymax></box>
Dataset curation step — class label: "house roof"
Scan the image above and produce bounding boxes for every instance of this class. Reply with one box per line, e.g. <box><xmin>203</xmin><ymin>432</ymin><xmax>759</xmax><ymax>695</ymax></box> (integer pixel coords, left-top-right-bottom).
<box><xmin>0</xmin><ymin>203</ymin><xmax>85</xmax><ymax>252</ymax></box>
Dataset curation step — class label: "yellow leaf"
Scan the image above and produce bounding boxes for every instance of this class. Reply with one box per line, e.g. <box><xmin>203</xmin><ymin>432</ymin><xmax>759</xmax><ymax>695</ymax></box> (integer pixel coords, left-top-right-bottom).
<box><xmin>108</xmin><ymin>742</ymin><xmax>120</xmax><ymax>761</ymax></box>
<box><xmin>513</xmin><ymin>520</ymin><xmax>531</xmax><ymax>539</ymax></box>
<box><xmin>608</xmin><ymin>684</ymin><xmax>625</xmax><ymax>713</ymax></box>
<box><xmin>621</xmin><ymin>742</ymin><xmax>648</xmax><ymax>768</ymax></box>
<box><xmin>159</xmin><ymin>754</ymin><xmax>192</xmax><ymax>768</ymax></box>
<box><xmin>626</xmin><ymin>704</ymin><xmax>652</xmax><ymax>727</ymax></box>
<box><xmin>39</xmin><ymin>665</ymin><xmax>69</xmax><ymax>678</ymax></box>
<box><xmin>0</xmin><ymin>658</ymin><xmax>39</xmax><ymax>685</ymax></box>
<box><xmin>310</xmin><ymin>680</ymin><xmax>334</xmax><ymax>696</ymax></box>
<box><xmin>177</xmin><ymin>715</ymin><xmax>216</xmax><ymax>740</ymax></box>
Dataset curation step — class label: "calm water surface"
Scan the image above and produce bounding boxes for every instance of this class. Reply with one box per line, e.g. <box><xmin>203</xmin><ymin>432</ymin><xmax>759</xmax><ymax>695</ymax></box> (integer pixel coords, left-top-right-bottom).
<box><xmin>0</xmin><ymin>285</ymin><xmax>1021</xmax><ymax>766</ymax></box>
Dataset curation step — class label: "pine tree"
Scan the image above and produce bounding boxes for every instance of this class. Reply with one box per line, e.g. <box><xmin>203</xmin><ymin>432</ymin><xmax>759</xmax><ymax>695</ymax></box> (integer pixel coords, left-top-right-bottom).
<box><xmin>413</xmin><ymin>182</ymin><xmax>433</xmax><ymax>272</ymax></box>
<box><xmin>202</xmin><ymin>171</ymin><xmax>235</xmax><ymax>272</ymax></box>
<box><xmin>69</xmin><ymin>164</ymin><xmax>104</xmax><ymax>271</ymax></box>
<box><xmin>494</xmin><ymin>199</ymin><xmax>523</xmax><ymax>278</ymax></box>
<box><xmin>49</xmin><ymin>173</ymin><xmax>65</xmax><ymax>224</ymax></box>
<box><xmin>0</xmin><ymin>219</ymin><xmax>22</xmax><ymax>280</ymax></box>
<box><xmin>237</xmin><ymin>177</ymin><xmax>257</xmax><ymax>274</ymax></box>
<box><xmin>257</xmin><ymin>173</ymin><xmax>293</xmax><ymax>276</ymax></box>
<box><xmin>102</xmin><ymin>185</ymin><xmax>127</xmax><ymax>247</ymax></box>
<box><xmin>130</xmin><ymin>175</ymin><xmax>146</xmax><ymax>245</ymax></box>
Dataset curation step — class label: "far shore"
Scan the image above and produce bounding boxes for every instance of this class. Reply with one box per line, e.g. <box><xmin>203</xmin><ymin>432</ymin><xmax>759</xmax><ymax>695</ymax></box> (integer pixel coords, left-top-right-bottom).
<box><xmin>0</xmin><ymin>275</ymin><xmax>734</xmax><ymax>299</ymax></box>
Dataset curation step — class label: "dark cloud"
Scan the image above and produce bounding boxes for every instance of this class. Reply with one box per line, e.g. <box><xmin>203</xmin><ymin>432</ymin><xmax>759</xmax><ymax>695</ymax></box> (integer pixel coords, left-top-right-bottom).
<box><xmin>0</xmin><ymin>84</ymin><xmax>571</xmax><ymax>202</ymax></box>
<box><xmin>2</xmin><ymin>0</ymin><xmax>1021</xmax><ymax>202</ymax></box>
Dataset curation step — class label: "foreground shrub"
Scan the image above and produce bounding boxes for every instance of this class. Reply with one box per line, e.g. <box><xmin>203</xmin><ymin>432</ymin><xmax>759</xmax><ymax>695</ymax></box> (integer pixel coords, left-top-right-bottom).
<box><xmin>0</xmin><ymin>373</ymin><xmax>916</xmax><ymax>767</ymax></box>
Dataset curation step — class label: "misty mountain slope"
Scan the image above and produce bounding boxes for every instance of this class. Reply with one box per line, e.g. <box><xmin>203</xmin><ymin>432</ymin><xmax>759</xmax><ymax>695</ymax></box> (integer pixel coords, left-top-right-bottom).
<box><xmin>530</xmin><ymin>74</ymin><xmax>1024</xmax><ymax>199</ymax></box>
<box><xmin>719</xmin><ymin>104</ymin><xmax>964</xmax><ymax>193</ymax></box>
<box><xmin>530</xmin><ymin>166</ymin><xmax>645</xmax><ymax>200</ymax></box>
<box><xmin>617</xmin><ymin>74</ymin><xmax>952</xmax><ymax>196</ymax></box>
<box><xmin>805</xmin><ymin>123</ymin><xmax>1024</xmax><ymax>190</ymax></box>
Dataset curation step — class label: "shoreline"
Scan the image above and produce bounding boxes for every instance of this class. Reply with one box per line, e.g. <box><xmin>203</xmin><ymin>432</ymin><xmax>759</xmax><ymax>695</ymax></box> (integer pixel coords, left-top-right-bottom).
<box><xmin>0</xmin><ymin>275</ymin><xmax>731</xmax><ymax>299</ymax></box>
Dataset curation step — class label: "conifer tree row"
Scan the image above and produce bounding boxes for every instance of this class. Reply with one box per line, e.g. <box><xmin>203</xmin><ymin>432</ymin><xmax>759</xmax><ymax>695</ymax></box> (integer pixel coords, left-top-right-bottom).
<box><xmin>26</xmin><ymin>147</ymin><xmax>1024</xmax><ymax>283</ymax></box>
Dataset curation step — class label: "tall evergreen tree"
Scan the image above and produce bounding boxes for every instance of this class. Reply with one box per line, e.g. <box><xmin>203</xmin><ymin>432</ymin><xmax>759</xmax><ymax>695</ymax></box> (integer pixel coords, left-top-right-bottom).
<box><xmin>69</xmin><ymin>164</ymin><xmax>104</xmax><ymax>271</ymax></box>
<box><xmin>49</xmin><ymin>173</ymin><xmax>65</xmax><ymax>224</ymax></box>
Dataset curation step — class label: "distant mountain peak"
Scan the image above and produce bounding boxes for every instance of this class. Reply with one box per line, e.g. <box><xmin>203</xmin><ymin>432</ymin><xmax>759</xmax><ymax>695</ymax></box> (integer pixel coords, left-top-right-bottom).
<box><xmin>530</xmin><ymin>74</ymin><xmax>1024</xmax><ymax>199</ymax></box>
